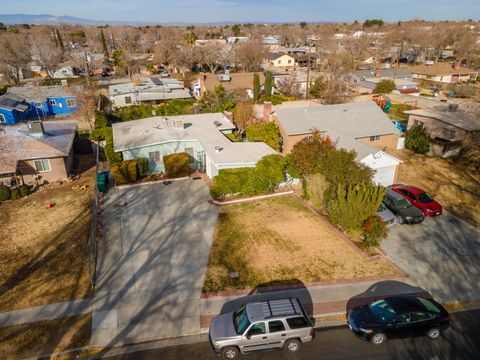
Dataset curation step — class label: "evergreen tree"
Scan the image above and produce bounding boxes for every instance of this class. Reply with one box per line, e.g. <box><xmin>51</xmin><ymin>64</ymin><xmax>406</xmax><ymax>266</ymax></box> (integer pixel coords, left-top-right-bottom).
<box><xmin>55</xmin><ymin>28</ymin><xmax>64</xmax><ymax>49</ymax></box>
<box><xmin>405</xmin><ymin>123</ymin><xmax>430</xmax><ymax>154</ymax></box>
<box><xmin>100</xmin><ymin>29</ymin><xmax>109</xmax><ymax>60</ymax></box>
<box><xmin>253</xmin><ymin>73</ymin><xmax>260</xmax><ymax>102</ymax></box>
<box><xmin>264</xmin><ymin>71</ymin><xmax>273</xmax><ymax>100</ymax></box>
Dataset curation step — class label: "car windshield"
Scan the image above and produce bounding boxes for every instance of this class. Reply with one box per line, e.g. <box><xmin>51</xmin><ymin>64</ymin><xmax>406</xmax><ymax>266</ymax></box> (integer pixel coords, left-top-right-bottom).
<box><xmin>394</xmin><ymin>198</ymin><xmax>411</xmax><ymax>209</ymax></box>
<box><xmin>416</xmin><ymin>193</ymin><xmax>433</xmax><ymax>203</ymax></box>
<box><xmin>368</xmin><ymin>299</ymin><xmax>398</xmax><ymax>324</ymax></box>
<box><xmin>233</xmin><ymin>305</ymin><xmax>251</xmax><ymax>335</ymax></box>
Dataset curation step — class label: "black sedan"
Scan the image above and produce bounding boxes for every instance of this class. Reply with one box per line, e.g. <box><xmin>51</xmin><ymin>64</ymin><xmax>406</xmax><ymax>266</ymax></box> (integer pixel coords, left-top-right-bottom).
<box><xmin>347</xmin><ymin>296</ymin><xmax>449</xmax><ymax>345</ymax></box>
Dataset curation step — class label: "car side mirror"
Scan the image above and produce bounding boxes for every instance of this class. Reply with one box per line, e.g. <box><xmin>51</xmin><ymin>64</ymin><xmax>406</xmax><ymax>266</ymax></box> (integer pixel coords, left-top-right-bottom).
<box><xmin>245</xmin><ymin>333</ymin><xmax>251</xmax><ymax>340</ymax></box>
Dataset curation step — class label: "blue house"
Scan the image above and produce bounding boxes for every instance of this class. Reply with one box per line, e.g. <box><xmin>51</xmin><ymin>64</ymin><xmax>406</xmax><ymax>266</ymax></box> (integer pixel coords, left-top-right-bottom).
<box><xmin>0</xmin><ymin>93</ymin><xmax>30</xmax><ymax>125</ymax></box>
<box><xmin>0</xmin><ymin>86</ymin><xmax>79</xmax><ymax>124</ymax></box>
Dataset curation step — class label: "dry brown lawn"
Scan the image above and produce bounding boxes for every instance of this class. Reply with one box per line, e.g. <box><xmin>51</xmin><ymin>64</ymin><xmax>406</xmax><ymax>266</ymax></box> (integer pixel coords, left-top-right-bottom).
<box><xmin>0</xmin><ymin>155</ymin><xmax>95</xmax><ymax>312</ymax></box>
<box><xmin>203</xmin><ymin>196</ymin><xmax>396</xmax><ymax>293</ymax></box>
<box><xmin>390</xmin><ymin>149</ymin><xmax>480</xmax><ymax>228</ymax></box>
<box><xmin>0</xmin><ymin>314</ymin><xmax>91</xmax><ymax>360</ymax></box>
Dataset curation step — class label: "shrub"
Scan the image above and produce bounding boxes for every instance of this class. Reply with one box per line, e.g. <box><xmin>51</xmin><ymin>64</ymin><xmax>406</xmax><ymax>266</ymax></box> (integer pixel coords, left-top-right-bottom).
<box><xmin>246</xmin><ymin>122</ymin><xmax>280</xmax><ymax>151</ymax></box>
<box><xmin>286</xmin><ymin>134</ymin><xmax>327</xmax><ymax>178</ymax></box>
<box><xmin>163</xmin><ymin>152</ymin><xmax>190</xmax><ymax>178</ymax></box>
<box><xmin>103</xmin><ymin>127</ymin><xmax>122</xmax><ymax>164</ymax></box>
<box><xmin>225</xmin><ymin>132</ymin><xmax>242</xmax><ymax>142</ymax></box>
<box><xmin>374</xmin><ymin>79</ymin><xmax>396</xmax><ymax>94</ymax></box>
<box><xmin>11</xmin><ymin>188</ymin><xmax>21</xmax><ymax>200</ymax></box>
<box><xmin>210</xmin><ymin>167</ymin><xmax>255</xmax><ymax>199</ymax></box>
<box><xmin>362</xmin><ymin>216</ymin><xmax>388</xmax><ymax>248</ymax></box>
<box><xmin>405</xmin><ymin>123</ymin><xmax>430</xmax><ymax>154</ymax></box>
<box><xmin>255</xmin><ymin>154</ymin><xmax>286</xmax><ymax>185</ymax></box>
<box><xmin>111</xmin><ymin>160</ymin><xmax>138</xmax><ymax>185</ymax></box>
<box><xmin>305</xmin><ymin>172</ymin><xmax>329</xmax><ymax>209</ymax></box>
<box><xmin>327</xmin><ymin>184</ymin><xmax>386</xmax><ymax>234</ymax></box>
<box><xmin>19</xmin><ymin>185</ymin><xmax>30</xmax><ymax>198</ymax></box>
<box><xmin>136</xmin><ymin>158</ymin><xmax>149</xmax><ymax>178</ymax></box>
<box><xmin>0</xmin><ymin>184</ymin><xmax>11</xmax><ymax>201</ymax></box>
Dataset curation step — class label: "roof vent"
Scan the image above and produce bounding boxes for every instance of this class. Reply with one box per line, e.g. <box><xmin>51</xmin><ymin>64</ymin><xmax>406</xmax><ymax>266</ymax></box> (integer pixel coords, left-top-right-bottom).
<box><xmin>27</xmin><ymin>121</ymin><xmax>44</xmax><ymax>136</ymax></box>
<box><xmin>215</xmin><ymin>145</ymin><xmax>223</xmax><ymax>152</ymax></box>
<box><xmin>214</xmin><ymin>120</ymin><xmax>222</xmax><ymax>127</ymax></box>
<box><xmin>343</xmin><ymin>109</ymin><xmax>348</xmax><ymax>112</ymax></box>
<box><xmin>448</xmin><ymin>104</ymin><xmax>459</xmax><ymax>112</ymax></box>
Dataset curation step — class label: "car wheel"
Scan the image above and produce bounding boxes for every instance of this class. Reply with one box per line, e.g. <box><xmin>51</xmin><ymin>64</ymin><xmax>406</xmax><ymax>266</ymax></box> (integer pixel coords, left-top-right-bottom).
<box><xmin>371</xmin><ymin>332</ymin><xmax>386</xmax><ymax>345</ymax></box>
<box><xmin>427</xmin><ymin>327</ymin><xmax>440</xmax><ymax>339</ymax></box>
<box><xmin>285</xmin><ymin>339</ymin><xmax>301</xmax><ymax>352</ymax></box>
<box><xmin>221</xmin><ymin>346</ymin><xmax>239</xmax><ymax>359</ymax></box>
<box><xmin>396</xmin><ymin>215</ymin><xmax>404</xmax><ymax>224</ymax></box>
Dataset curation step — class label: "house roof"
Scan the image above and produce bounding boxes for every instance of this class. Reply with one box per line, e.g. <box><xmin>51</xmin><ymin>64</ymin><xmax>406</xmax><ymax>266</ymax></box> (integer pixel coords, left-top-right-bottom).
<box><xmin>0</xmin><ymin>93</ymin><xmax>29</xmax><ymax>111</ymax></box>
<box><xmin>268</xmin><ymin>53</ymin><xmax>294</xmax><ymax>60</ymax></box>
<box><xmin>109</xmin><ymin>77</ymin><xmax>192</xmax><ymax>100</ymax></box>
<box><xmin>410</xmin><ymin>63</ymin><xmax>478</xmax><ymax>76</ymax></box>
<box><xmin>0</xmin><ymin>122</ymin><xmax>77</xmax><ymax>174</ymax></box>
<box><xmin>405</xmin><ymin>107</ymin><xmax>480</xmax><ymax>131</ymax></box>
<box><xmin>200</xmin><ymin>72</ymin><xmax>265</xmax><ymax>94</ymax></box>
<box><xmin>112</xmin><ymin>113</ymin><xmax>277</xmax><ymax>166</ymax></box>
<box><xmin>353</xmin><ymin>68</ymin><xmax>412</xmax><ymax>79</ymax></box>
<box><xmin>7</xmin><ymin>86</ymin><xmax>75</xmax><ymax>102</ymax></box>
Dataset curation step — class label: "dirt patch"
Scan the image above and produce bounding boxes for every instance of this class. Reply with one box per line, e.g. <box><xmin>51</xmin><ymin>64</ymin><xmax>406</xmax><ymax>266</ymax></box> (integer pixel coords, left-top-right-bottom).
<box><xmin>203</xmin><ymin>196</ymin><xmax>396</xmax><ymax>292</ymax></box>
<box><xmin>390</xmin><ymin>149</ymin><xmax>480</xmax><ymax>228</ymax></box>
<box><xmin>0</xmin><ymin>155</ymin><xmax>95</xmax><ymax>311</ymax></box>
<box><xmin>0</xmin><ymin>314</ymin><xmax>91</xmax><ymax>360</ymax></box>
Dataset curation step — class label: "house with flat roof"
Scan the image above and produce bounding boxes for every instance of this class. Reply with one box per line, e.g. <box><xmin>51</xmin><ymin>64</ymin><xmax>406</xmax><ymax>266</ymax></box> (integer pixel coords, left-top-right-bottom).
<box><xmin>193</xmin><ymin>72</ymin><xmax>265</xmax><ymax>99</ymax></box>
<box><xmin>268</xmin><ymin>101</ymin><xmax>402</xmax><ymax>186</ymax></box>
<box><xmin>405</xmin><ymin>105</ymin><xmax>480</xmax><ymax>157</ymax></box>
<box><xmin>0</xmin><ymin>86</ymin><xmax>78</xmax><ymax>124</ymax></box>
<box><xmin>109</xmin><ymin>77</ymin><xmax>192</xmax><ymax>108</ymax></box>
<box><xmin>0</xmin><ymin>121</ymin><xmax>77</xmax><ymax>185</ymax></box>
<box><xmin>351</xmin><ymin>68</ymin><xmax>418</xmax><ymax>94</ymax></box>
<box><xmin>112</xmin><ymin>112</ymin><xmax>277</xmax><ymax>178</ymax></box>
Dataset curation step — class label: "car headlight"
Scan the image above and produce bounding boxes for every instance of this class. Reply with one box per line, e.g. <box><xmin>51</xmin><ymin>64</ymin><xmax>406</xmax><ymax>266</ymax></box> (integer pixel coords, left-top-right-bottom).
<box><xmin>213</xmin><ymin>342</ymin><xmax>221</xmax><ymax>349</ymax></box>
<box><xmin>426</xmin><ymin>208</ymin><xmax>433</xmax><ymax>212</ymax></box>
<box><xmin>359</xmin><ymin>328</ymin><xmax>373</xmax><ymax>334</ymax></box>
<box><xmin>405</xmin><ymin>216</ymin><xmax>413</xmax><ymax>220</ymax></box>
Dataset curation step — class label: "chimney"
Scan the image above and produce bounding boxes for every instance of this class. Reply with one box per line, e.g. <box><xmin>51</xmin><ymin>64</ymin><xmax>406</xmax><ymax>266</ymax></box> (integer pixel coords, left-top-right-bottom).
<box><xmin>27</xmin><ymin>120</ymin><xmax>45</xmax><ymax>136</ymax></box>
<box><xmin>374</xmin><ymin>68</ymin><xmax>381</xmax><ymax>78</ymax></box>
<box><xmin>223</xmin><ymin>111</ymin><xmax>233</xmax><ymax>122</ymax></box>
<box><xmin>453</xmin><ymin>61</ymin><xmax>461</xmax><ymax>70</ymax></box>
<box><xmin>263</xmin><ymin>101</ymin><xmax>272</xmax><ymax>122</ymax></box>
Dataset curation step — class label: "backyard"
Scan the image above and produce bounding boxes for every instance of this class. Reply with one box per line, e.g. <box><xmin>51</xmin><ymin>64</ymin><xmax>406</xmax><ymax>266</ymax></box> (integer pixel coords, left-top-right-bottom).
<box><xmin>391</xmin><ymin>149</ymin><xmax>480</xmax><ymax>229</ymax></box>
<box><xmin>0</xmin><ymin>155</ymin><xmax>95</xmax><ymax>312</ymax></box>
<box><xmin>203</xmin><ymin>196</ymin><xmax>396</xmax><ymax>293</ymax></box>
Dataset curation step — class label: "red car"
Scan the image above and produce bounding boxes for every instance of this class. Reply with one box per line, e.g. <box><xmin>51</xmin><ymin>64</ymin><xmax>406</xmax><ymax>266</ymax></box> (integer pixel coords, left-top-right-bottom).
<box><xmin>390</xmin><ymin>184</ymin><xmax>442</xmax><ymax>217</ymax></box>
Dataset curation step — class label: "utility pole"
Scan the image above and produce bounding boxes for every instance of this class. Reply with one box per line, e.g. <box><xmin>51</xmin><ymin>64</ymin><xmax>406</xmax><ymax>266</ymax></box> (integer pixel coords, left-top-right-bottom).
<box><xmin>305</xmin><ymin>43</ymin><xmax>312</xmax><ymax>100</ymax></box>
<box><xmin>84</xmin><ymin>50</ymin><xmax>91</xmax><ymax>86</ymax></box>
<box><xmin>393</xmin><ymin>40</ymin><xmax>404</xmax><ymax>82</ymax></box>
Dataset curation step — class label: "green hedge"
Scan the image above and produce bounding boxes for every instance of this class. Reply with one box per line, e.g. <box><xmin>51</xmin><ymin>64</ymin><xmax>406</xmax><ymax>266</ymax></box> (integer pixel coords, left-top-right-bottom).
<box><xmin>210</xmin><ymin>154</ymin><xmax>286</xmax><ymax>199</ymax></box>
<box><xmin>246</xmin><ymin>122</ymin><xmax>280</xmax><ymax>151</ymax></box>
<box><xmin>163</xmin><ymin>152</ymin><xmax>190</xmax><ymax>178</ymax></box>
<box><xmin>111</xmin><ymin>160</ymin><xmax>138</xmax><ymax>185</ymax></box>
<box><xmin>0</xmin><ymin>184</ymin><xmax>11</xmax><ymax>201</ymax></box>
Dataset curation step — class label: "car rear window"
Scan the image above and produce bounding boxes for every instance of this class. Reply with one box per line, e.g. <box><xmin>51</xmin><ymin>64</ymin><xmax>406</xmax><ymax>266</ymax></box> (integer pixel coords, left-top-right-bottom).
<box><xmin>418</xmin><ymin>298</ymin><xmax>441</xmax><ymax>313</ymax></box>
<box><xmin>286</xmin><ymin>316</ymin><xmax>308</xmax><ymax>329</ymax></box>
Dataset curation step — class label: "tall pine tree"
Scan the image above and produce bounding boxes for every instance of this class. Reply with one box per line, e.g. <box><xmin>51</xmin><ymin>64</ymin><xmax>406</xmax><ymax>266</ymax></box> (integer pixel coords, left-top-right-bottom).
<box><xmin>100</xmin><ymin>29</ymin><xmax>109</xmax><ymax>63</ymax></box>
<box><xmin>55</xmin><ymin>28</ymin><xmax>64</xmax><ymax>49</ymax></box>
<box><xmin>253</xmin><ymin>73</ymin><xmax>260</xmax><ymax>102</ymax></box>
<box><xmin>264</xmin><ymin>71</ymin><xmax>273</xmax><ymax>100</ymax></box>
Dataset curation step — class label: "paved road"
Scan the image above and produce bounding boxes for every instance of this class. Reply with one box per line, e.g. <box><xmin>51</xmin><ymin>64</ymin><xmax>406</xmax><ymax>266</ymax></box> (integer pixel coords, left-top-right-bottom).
<box><xmin>101</xmin><ymin>309</ymin><xmax>480</xmax><ymax>360</ymax></box>
<box><xmin>91</xmin><ymin>179</ymin><xmax>218</xmax><ymax>347</ymax></box>
<box><xmin>382</xmin><ymin>211</ymin><xmax>480</xmax><ymax>303</ymax></box>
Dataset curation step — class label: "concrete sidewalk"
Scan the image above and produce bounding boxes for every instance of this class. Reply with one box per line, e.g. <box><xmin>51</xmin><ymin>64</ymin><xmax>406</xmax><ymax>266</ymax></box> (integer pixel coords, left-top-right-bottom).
<box><xmin>0</xmin><ymin>299</ymin><xmax>92</xmax><ymax>328</ymax></box>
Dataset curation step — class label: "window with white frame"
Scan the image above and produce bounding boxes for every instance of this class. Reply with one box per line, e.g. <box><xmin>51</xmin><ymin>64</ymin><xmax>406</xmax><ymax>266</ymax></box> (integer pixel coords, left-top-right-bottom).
<box><xmin>369</xmin><ymin>135</ymin><xmax>380</xmax><ymax>141</ymax></box>
<box><xmin>66</xmin><ymin>99</ymin><xmax>76</xmax><ymax>107</ymax></box>
<box><xmin>34</xmin><ymin>159</ymin><xmax>51</xmax><ymax>172</ymax></box>
<box><xmin>0</xmin><ymin>114</ymin><xmax>5</xmax><ymax>123</ymax></box>
<box><xmin>48</xmin><ymin>99</ymin><xmax>57</xmax><ymax>106</ymax></box>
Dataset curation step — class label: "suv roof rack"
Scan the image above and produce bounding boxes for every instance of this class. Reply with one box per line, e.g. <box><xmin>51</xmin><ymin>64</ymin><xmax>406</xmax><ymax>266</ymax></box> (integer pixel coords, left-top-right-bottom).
<box><xmin>248</xmin><ymin>298</ymin><xmax>303</xmax><ymax>321</ymax></box>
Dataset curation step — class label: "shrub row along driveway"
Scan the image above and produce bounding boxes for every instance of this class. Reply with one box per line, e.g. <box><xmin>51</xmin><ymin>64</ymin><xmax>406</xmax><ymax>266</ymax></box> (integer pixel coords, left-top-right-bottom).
<box><xmin>92</xmin><ymin>179</ymin><xmax>218</xmax><ymax>346</ymax></box>
<box><xmin>382</xmin><ymin>211</ymin><xmax>480</xmax><ymax>303</ymax></box>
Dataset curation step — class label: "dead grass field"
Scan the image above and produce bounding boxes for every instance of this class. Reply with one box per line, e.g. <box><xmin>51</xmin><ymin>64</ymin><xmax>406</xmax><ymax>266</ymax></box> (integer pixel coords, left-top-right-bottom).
<box><xmin>391</xmin><ymin>149</ymin><xmax>480</xmax><ymax>228</ymax></box>
<box><xmin>203</xmin><ymin>196</ymin><xmax>396</xmax><ymax>293</ymax></box>
<box><xmin>0</xmin><ymin>155</ymin><xmax>95</xmax><ymax>312</ymax></box>
<box><xmin>0</xmin><ymin>314</ymin><xmax>91</xmax><ymax>360</ymax></box>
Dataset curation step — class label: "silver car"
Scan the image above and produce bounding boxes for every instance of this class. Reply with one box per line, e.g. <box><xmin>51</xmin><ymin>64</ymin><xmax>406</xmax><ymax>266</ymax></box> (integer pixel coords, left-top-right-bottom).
<box><xmin>377</xmin><ymin>202</ymin><xmax>397</xmax><ymax>227</ymax></box>
<box><xmin>209</xmin><ymin>298</ymin><xmax>315</xmax><ymax>359</ymax></box>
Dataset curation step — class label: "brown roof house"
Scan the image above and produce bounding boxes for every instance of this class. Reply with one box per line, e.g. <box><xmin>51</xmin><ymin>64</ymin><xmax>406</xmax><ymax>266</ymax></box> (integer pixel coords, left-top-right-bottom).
<box><xmin>405</xmin><ymin>104</ymin><xmax>480</xmax><ymax>157</ymax></box>
<box><xmin>192</xmin><ymin>72</ymin><xmax>265</xmax><ymax>99</ymax></box>
<box><xmin>0</xmin><ymin>121</ymin><xmax>76</xmax><ymax>185</ymax></box>
<box><xmin>266</xmin><ymin>101</ymin><xmax>402</xmax><ymax>186</ymax></box>
<box><xmin>410</xmin><ymin>62</ymin><xmax>478</xmax><ymax>85</ymax></box>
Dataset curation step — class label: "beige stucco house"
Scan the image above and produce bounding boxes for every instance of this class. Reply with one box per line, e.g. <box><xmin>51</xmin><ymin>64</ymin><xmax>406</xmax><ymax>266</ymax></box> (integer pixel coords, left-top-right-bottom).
<box><xmin>410</xmin><ymin>63</ymin><xmax>478</xmax><ymax>85</ymax></box>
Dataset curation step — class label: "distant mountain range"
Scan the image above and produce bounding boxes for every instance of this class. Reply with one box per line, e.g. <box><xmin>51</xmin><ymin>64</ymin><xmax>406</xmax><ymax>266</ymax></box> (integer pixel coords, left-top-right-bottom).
<box><xmin>0</xmin><ymin>13</ymin><xmax>287</xmax><ymax>26</ymax></box>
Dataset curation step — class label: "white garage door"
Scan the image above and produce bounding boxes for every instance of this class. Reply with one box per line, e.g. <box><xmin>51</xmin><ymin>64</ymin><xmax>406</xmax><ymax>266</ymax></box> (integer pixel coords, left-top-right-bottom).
<box><xmin>373</xmin><ymin>165</ymin><xmax>396</xmax><ymax>186</ymax></box>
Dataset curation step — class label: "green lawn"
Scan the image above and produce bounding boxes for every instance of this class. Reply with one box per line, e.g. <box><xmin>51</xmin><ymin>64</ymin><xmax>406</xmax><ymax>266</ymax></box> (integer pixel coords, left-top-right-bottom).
<box><xmin>387</xmin><ymin>103</ymin><xmax>413</xmax><ymax>122</ymax></box>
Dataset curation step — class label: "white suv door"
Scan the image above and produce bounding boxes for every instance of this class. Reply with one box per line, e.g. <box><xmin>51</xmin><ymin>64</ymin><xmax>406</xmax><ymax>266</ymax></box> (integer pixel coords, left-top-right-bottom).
<box><xmin>240</xmin><ymin>322</ymin><xmax>270</xmax><ymax>353</ymax></box>
<box><xmin>267</xmin><ymin>320</ymin><xmax>288</xmax><ymax>348</ymax></box>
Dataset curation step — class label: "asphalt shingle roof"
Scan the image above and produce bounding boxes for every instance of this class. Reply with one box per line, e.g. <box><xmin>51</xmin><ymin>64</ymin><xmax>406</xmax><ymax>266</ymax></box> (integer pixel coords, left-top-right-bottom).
<box><xmin>405</xmin><ymin>107</ymin><xmax>480</xmax><ymax>131</ymax></box>
<box><xmin>7</xmin><ymin>86</ymin><xmax>75</xmax><ymax>101</ymax></box>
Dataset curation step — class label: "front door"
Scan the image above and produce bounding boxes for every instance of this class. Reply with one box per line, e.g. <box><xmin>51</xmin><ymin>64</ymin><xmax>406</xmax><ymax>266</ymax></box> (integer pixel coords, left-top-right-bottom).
<box><xmin>241</xmin><ymin>322</ymin><xmax>269</xmax><ymax>353</ymax></box>
<box><xmin>389</xmin><ymin>313</ymin><xmax>413</xmax><ymax>339</ymax></box>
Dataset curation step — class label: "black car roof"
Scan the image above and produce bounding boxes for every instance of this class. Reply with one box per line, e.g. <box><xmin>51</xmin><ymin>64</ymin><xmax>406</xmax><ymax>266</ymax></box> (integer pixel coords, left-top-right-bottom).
<box><xmin>385</xmin><ymin>188</ymin><xmax>406</xmax><ymax>201</ymax></box>
<box><xmin>384</xmin><ymin>296</ymin><xmax>429</xmax><ymax>313</ymax></box>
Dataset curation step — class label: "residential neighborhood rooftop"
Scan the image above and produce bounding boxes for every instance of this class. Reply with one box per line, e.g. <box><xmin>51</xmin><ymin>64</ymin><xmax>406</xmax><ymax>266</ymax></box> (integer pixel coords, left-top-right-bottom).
<box><xmin>410</xmin><ymin>63</ymin><xmax>478</xmax><ymax>76</ymax></box>
<box><xmin>7</xmin><ymin>85</ymin><xmax>76</xmax><ymax>102</ymax></box>
<box><xmin>109</xmin><ymin>77</ymin><xmax>192</xmax><ymax>100</ymax></box>
<box><xmin>0</xmin><ymin>122</ymin><xmax>77</xmax><ymax>174</ymax></box>
<box><xmin>353</xmin><ymin>67</ymin><xmax>412</xmax><ymax>79</ymax></box>
<box><xmin>112</xmin><ymin>113</ymin><xmax>276</xmax><ymax>165</ymax></box>
<box><xmin>405</xmin><ymin>107</ymin><xmax>480</xmax><ymax>131</ymax></box>
<box><xmin>0</xmin><ymin>93</ymin><xmax>29</xmax><ymax>111</ymax></box>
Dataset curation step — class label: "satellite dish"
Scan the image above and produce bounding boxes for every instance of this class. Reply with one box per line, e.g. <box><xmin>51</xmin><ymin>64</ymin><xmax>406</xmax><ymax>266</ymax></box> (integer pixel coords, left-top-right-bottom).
<box><xmin>373</xmin><ymin>152</ymin><xmax>382</xmax><ymax>159</ymax></box>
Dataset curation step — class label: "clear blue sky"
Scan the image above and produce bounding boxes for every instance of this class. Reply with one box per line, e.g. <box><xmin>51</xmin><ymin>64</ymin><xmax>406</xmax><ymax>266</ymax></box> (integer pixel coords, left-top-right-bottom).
<box><xmin>1</xmin><ymin>0</ymin><xmax>479</xmax><ymax>23</ymax></box>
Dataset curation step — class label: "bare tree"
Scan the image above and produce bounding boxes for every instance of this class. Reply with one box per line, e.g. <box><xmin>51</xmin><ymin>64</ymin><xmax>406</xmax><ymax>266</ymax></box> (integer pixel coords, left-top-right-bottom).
<box><xmin>235</xmin><ymin>40</ymin><xmax>267</xmax><ymax>72</ymax></box>
<box><xmin>233</xmin><ymin>102</ymin><xmax>254</xmax><ymax>134</ymax></box>
<box><xmin>171</xmin><ymin>46</ymin><xmax>197</xmax><ymax>80</ymax></box>
<box><xmin>31</xmin><ymin>32</ymin><xmax>64</xmax><ymax>80</ymax></box>
<box><xmin>276</xmin><ymin>73</ymin><xmax>302</xmax><ymax>98</ymax></box>
<box><xmin>197</xmin><ymin>45</ymin><xmax>224</xmax><ymax>74</ymax></box>
<box><xmin>0</xmin><ymin>34</ymin><xmax>32</xmax><ymax>84</ymax></box>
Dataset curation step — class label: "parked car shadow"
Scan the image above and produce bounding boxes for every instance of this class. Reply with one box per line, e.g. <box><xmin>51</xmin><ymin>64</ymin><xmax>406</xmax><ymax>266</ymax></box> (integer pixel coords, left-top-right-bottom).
<box><xmin>346</xmin><ymin>280</ymin><xmax>431</xmax><ymax>313</ymax></box>
<box><xmin>219</xmin><ymin>279</ymin><xmax>314</xmax><ymax>322</ymax></box>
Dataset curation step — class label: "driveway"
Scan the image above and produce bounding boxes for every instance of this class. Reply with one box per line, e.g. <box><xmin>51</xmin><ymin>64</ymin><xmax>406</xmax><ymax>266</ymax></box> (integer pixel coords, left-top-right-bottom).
<box><xmin>382</xmin><ymin>211</ymin><xmax>480</xmax><ymax>303</ymax></box>
<box><xmin>91</xmin><ymin>179</ymin><xmax>218</xmax><ymax>346</ymax></box>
